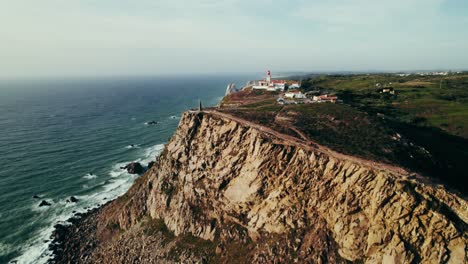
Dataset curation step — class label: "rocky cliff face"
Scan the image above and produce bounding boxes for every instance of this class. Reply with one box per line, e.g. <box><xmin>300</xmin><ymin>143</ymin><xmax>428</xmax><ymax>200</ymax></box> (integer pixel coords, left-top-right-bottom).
<box><xmin>225</xmin><ymin>83</ymin><xmax>238</xmax><ymax>96</ymax></box>
<box><xmin>54</xmin><ymin>111</ymin><xmax>467</xmax><ymax>263</ymax></box>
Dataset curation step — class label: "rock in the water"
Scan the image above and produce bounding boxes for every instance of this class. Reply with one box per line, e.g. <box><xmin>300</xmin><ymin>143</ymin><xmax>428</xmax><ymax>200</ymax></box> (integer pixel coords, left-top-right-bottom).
<box><xmin>121</xmin><ymin>162</ymin><xmax>144</xmax><ymax>174</ymax></box>
<box><xmin>147</xmin><ymin>161</ymin><xmax>155</xmax><ymax>170</ymax></box>
<box><xmin>33</xmin><ymin>195</ymin><xmax>40</xmax><ymax>199</ymax></box>
<box><xmin>39</xmin><ymin>200</ymin><xmax>51</xmax><ymax>207</ymax></box>
<box><xmin>67</xmin><ymin>196</ymin><xmax>79</xmax><ymax>203</ymax></box>
<box><xmin>146</xmin><ymin>121</ymin><xmax>158</xmax><ymax>125</ymax></box>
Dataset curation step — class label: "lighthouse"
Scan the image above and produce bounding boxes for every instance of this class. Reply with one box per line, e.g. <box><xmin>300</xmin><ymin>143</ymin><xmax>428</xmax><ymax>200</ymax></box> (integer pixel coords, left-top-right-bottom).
<box><xmin>266</xmin><ymin>70</ymin><xmax>271</xmax><ymax>84</ymax></box>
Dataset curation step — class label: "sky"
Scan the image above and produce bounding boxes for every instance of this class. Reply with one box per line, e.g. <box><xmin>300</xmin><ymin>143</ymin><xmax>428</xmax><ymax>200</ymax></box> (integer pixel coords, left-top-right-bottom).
<box><xmin>1</xmin><ymin>0</ymin><xmax>468</xmax><ymax>78</ymax></box>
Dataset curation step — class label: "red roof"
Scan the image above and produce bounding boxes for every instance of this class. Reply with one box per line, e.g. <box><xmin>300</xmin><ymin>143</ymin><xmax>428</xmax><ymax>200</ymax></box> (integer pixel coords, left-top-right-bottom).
<box><xmin>320</xmin><ymin>95</ymin><xmax>337</xmax><ymax>100</ymax></box>
<box><xmin>271</xmin><ymin>80</ymin><xmax>286</xmax><ymax>84</ymax></box>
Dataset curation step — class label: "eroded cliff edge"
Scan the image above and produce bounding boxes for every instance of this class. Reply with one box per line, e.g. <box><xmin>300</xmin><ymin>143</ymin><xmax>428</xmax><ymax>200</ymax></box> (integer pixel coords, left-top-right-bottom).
<box><xmin>52</xmin><ymin>111</ymin><xmax>467</xmax><ymax>263</ymax></box>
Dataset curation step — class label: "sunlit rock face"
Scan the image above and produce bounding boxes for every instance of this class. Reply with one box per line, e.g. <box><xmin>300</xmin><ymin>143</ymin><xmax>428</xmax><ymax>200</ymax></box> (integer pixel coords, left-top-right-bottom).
<box><xmin>54</xmin><ymin>111</ymin><xmax>467</xmax><ymax>264</ymax></box>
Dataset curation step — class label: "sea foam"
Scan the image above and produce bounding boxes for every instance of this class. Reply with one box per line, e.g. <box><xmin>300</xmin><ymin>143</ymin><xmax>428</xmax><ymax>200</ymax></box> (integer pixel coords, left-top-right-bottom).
<box><xmin>82</xmin><ymin>173</ymin><xmax>97</xmax><ymax>180</ymax></box>
<box><xmin>12</xmin><ymin>143</ymin><xmax>165</xmax><ymax>264</ymax></box>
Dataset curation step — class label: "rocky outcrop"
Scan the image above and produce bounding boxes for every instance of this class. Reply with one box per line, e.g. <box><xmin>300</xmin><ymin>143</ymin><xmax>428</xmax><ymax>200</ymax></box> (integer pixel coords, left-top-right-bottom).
<box><xmin>67</xmin><ymin>196</ymin><xmax>79</xmax><ymax>203</ymax></box>
<box><xmin>39</xmin><ymin>200</ymin><xmax>51</xmax><ymax>207</ymax></box>
<box><xmin>54</xmin><ymin>111</ymin><xmax>468</xmax><ymax>263</ymax></box>
<box><xmin>225</xmin><ymin>83</ymin><xmax>238</xmax><ymax>96</ymax></box>
<box><xmin>121</xmin><ymin>162</ymin><xmax>144</xmax><ymax>174</ymax></box>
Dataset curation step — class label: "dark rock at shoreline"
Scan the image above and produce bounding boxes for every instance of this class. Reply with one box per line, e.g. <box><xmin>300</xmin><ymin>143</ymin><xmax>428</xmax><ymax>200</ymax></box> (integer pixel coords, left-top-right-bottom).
<box><xmin>147</xmin><ymin>161</ymin><xmax>155</xmax><ymax>170</ymax></box>
<box><xmin>51</xmin><ymin>224</ymin><xmax>68</xmax><ymax>242</ymax></box>
<box><xmin>67</xmin><ymin>196</ymin><xmax>79</xmax><ymax>203</ymax></box>
<box><xmin>146</xmin><ymin>120</ymin><xmax>158</xmax><ymax>125</ymax></box>
<box><xmin>39</xmin><ymin>200</ymin><xmax>51</xmax><ymax>207</ymax></box>
<box><xmin>33</xmin><ymin>195</ymin><xmax>41</xmax><ymax>199</ymax></box>
<box><xmin>120</xmin><ymin>162</ymin><xmax>144</xmax><ymax>174</ymax></box>
<box><xmin>50</xmin><ymin>201</ymin><xmax>112</xmax><ymax>262</ymax></box>
<box><xmin>68</xmin><ymin>216</ymin><xmax>82</xmax><ymax>225</ymax></box>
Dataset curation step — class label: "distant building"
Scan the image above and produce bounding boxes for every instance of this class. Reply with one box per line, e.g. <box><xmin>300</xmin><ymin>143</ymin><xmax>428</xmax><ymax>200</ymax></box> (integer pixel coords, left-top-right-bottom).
<box><xmin>252</xmin><ymin>70</ymin><xmax>288</xmax><ymax>91</ymax></box>
<box><xmin>253</xmin><ymin>70</ymin><xmax>273</xmax><ymax>90</ymax></box>
<box><xmin>270</xmin><ymin>80</ymin><xmax>286</xmax><ymax>90</ymax></box>
<box><xmin>396</xmin><ymin>73</ymin><xmax>411</xmax><ymax>77</ymax></box>
<box><xmin>289</xmin><ymin>82</ymin><xmax>300</xmax><ymax>89</ymax></box>
<box><xmin>313</xmin><ymin>94</ymin><xmax>338</xmax><ymax>103</ymax></box>
<box><xmin>285</xmin><ymin>90</ymin><xmax>306</xmax><ymax>99</ymax></box>
<box><xmin>378</xmin><ymin>87</ymin><xmax>395</xmax><ymax>95</ymax></box>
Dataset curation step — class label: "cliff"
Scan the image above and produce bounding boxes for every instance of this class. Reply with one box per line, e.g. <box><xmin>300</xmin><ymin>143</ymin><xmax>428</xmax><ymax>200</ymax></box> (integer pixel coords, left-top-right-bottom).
<box><xmin>52</xmin><ymin>111</ymin><xmax>467</xmax><ymax>263</ymax></box>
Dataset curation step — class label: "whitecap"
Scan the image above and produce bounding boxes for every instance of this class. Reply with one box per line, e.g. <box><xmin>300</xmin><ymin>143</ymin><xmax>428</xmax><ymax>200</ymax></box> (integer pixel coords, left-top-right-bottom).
<box><xmin>83</xmin><ymin>173</ymin><xmax>97</xmax><ymax>180</ymax></box>
<box><xmin>125</xmin><ymin>144</ymin><xmax>140</xmax><ymax>149</ymax></box>
<box><xmin>144</xmin><ymin>121</ymin><xmax>158</xmax><ymax>125</ymax></box>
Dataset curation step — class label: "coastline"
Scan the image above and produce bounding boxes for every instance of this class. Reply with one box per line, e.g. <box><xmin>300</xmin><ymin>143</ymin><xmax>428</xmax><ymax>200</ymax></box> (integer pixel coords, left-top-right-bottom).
<box><xmin>48</xmin><ymin>201</ymin><xmax>112</xmax><ymax>263</ymax></box>
<box><xmin>0</xmin><ymin>76</ymin><xmax>246</xmax><ymax>264</ymax></box>
<box><xmin>10</xmin><ymin>144</ymin><xmax>165</xmax><ymax>264</ymax></box>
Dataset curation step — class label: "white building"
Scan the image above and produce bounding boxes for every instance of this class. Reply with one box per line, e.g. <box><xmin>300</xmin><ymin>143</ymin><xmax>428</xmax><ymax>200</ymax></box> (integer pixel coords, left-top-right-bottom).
<box><xmin>285</xmin><ymin>90</ymin><xmax>306</xmax><ymax>99</ymax></box>
<box><xmin>253</xmin><ymin>70</ymin><xmax>272</xmax><ymax>90</ymax></box>
<box><xmin>312</xmin><ymin>94</ymin><xmax>338</xmax><ymax>103</ymax></box>
<box><xmin>271</xmin><ymin>80</ymin><xmax>286</xmax><ymax>90</ymax></box>
<box><xmin>252</xmin><ymin>70</ymin><xmax>286</xmax><ymax>91</ymax></box>
<box><xmin>289</xmin><ymin>82</ymin><xmax>300</xmax><ymax>89</ymax></box>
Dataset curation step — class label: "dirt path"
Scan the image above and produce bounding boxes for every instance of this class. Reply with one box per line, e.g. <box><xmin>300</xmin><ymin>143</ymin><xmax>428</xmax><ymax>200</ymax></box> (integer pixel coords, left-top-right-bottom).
<box><xmin>195</xmin><ymin>109</ymin><xmax>414</xmax><ymax>177</ymax></box>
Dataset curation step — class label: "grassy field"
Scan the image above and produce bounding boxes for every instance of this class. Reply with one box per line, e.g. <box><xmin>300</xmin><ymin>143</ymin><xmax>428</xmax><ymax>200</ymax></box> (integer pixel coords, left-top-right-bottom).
<box><xmin>220</xmin><ymin>74</ymin><xmax>468</xmax><ymax>194</ymax></box>
<box><xmin>300</xmin><ymin>72</ymin><xmax>468</xmax><ymax>138</ymax></box>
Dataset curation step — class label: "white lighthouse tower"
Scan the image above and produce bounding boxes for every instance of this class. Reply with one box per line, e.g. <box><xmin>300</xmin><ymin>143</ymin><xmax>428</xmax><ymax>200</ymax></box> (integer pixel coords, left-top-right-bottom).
<box><xmin>266</xmin><ymin>70</ymin><xmax>271</xmax><ymax>84</ymax></box>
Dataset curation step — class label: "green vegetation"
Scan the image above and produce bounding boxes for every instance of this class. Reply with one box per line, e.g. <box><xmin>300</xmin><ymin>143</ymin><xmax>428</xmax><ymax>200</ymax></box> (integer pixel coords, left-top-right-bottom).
<box><xmin>298</xmin><ymin>73</ymin><xmax>468</xmax><ymax>138</ymax></box>
<box><xmin>161</xmin><ymin>180</ymin><xmax>175</xmax><ymax>197</ymax></box>
<box><xmin>290</xmin><ymin>103</ymin><xmax>399</xmax><ymax>162</ymax></box>
<box><xmin>139</xmin><ymin>217</ymin><xmax>219</xmax><ymax>262</ymax></box>
<box><xmin>142</xmin><ymin>218</ymin><xmax>174</xmax><ymax>238</ymax></box>
<box><xmin>106</xmin><ymin>220</ymin><xmax>122</xmax><ymax>232</ymax></box>
<box><xmin>220</xmin><ymin>73</ymin><xmax>468</xmax><ymax>194</ymax></box>
<box><xmin>167</xmin><ymin>232</ymin><xmax>218</xmax><ymax>263</ymax></box>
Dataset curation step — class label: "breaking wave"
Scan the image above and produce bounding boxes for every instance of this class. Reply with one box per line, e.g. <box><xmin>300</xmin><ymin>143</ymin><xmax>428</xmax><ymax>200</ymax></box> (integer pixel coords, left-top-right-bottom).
<box><xmin>12</xmin><ymin>144</ymin><xmax>165</xmax><ymax>264</ymax></box>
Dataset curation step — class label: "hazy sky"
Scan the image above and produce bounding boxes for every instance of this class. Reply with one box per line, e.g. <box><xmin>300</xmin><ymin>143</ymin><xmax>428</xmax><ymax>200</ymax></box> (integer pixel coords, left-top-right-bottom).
<box><xmin>1</xmin><ymin>0</ymin><xmax>468</xmax><ymax>78</ymax></box>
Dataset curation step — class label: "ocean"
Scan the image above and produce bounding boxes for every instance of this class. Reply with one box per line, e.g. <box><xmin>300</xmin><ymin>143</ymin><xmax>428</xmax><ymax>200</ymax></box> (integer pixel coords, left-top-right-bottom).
<box><xmin>0</xmin><ymin>74</ymin><xmax>255</xmax><ymax>263</ymax></box>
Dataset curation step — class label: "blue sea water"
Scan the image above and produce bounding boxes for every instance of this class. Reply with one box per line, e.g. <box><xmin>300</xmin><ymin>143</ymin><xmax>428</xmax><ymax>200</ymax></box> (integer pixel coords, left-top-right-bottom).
<box><xmin>0</xmin><ymin>75</ymin><xmax>255</xmax><ymax>263</ymax></box>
